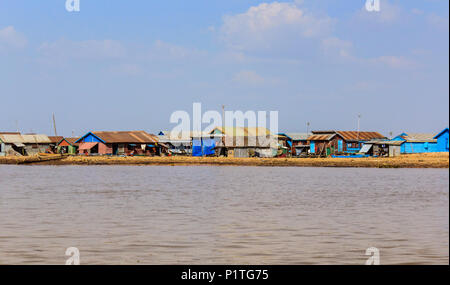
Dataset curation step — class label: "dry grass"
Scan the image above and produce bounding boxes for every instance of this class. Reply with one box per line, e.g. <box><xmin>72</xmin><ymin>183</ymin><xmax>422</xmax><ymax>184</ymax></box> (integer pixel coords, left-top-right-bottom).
<box><xmin>1</xmin><ymin>152</ymin><xmax>448</xmax><ymax>168</ymax></box>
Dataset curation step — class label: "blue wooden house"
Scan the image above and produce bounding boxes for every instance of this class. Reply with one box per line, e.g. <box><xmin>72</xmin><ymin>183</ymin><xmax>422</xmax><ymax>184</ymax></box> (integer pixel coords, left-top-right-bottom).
<box><xmin>392</xmin><ymin>128</ymin><xmax>449</xmax><ymax>153</ymax></box>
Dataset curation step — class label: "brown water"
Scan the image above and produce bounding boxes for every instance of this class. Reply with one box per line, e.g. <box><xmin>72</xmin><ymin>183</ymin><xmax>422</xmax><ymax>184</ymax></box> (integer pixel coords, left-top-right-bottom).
<box><xmin>0</xmin><ymin>165</ymin><xmax>448</xmax><ymax>265</ymax></box>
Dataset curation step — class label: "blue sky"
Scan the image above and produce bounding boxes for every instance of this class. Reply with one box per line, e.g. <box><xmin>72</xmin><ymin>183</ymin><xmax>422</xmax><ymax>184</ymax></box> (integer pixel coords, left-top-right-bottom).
<box><xmin>0</xmin><ymin>0</ymin><xmax>448</xmax><ymax>137</ymax></box>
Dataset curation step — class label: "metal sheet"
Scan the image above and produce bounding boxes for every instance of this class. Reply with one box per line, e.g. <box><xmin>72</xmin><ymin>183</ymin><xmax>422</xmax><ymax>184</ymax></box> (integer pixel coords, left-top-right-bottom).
<box><xmin>78</xmin><ymin>142</ymin><xmax>98</xmax><ymax>150</ymax></box>
<box><xmin>359</xmin><ymin>144</ymin><xmax>372</xmax><ymax>153</ymax></box>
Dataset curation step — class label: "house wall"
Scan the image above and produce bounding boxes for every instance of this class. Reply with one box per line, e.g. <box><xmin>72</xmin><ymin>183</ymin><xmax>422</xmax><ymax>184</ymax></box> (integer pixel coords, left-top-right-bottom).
<box><xmin>311</xmin><ymin>136</ymin><xmax>343</xmax><ymax>155</ymax></box>
<box><xmin>389</xmin><ymin>145</ymin><xmax>401</xmax><ymax>157</ymax></box>
<box><xmin>82</xmin><ymin>134</ymin><xmax>103</xmax><ymax>143</ymax></box>
<box><xmin>234</xmin><ymin>148</ymin><xmax>249</xmax><ymax>158</ymax></box>
<box><xmin>24</xmin><ymin>144</ymin><xmax>50</xmax><ymax>155</ymax></box>
<box><xmin>98</xmin><ymin>143</ymin><xmax>112</xmax><ymax>155</ymax></box>
<box><xmin>344</xmin><ymin>142</ymin><xmax>362</xmax><ymax>153</ymax></box>
<box><xmin>436</xmin><ymin>130</ymin><xmax>449</xmax><ymax>152</ymax></box>
<box><xmin>401</xmin><ymin>142</ymin><xmax>438</xmax><ymax>153</ymax></box>
<box><xmin>68</xmin><ymin>145</ymin><xmax>77</xmax><ymax>154</ymax></box>
<box><xmin>2</xmin><ymin>144</ymin><xmax>16</xmax><ymax>155</ymax></box>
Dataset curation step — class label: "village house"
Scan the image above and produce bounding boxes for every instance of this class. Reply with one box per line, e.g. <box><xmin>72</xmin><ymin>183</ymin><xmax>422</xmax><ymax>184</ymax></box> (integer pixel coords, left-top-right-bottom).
<box><xmin>75</xmin><ymin>131</ymin><xmax>167</xmax><ymax>156</ymax></box>
<box><xmin>359</xmin><ymin>140</ymin><xmax>403</xmax><ymax>157</ymax></box>
<box><xmin>336</xmin><ymin>131</ymin><xmax>386</xmax><ymax>153</ymax></box>
<box><xmin>307</xmin><ymin>131</ymin><xmax>344</xmax><ymax>156</ymax></box>
<box><xmin>0</xmin><ymin>133</ymin><xmax>52</xmax><ymax>156</ymax></box>
<box><xmin>57</xmin><ymin>137</ymin><xmax>80</xmax><ymax>155</ymax></box>
<box><xmin>307</xmin><ymin>131</ymin><xmax>385</xmax><ymax>156</ymax></box>
<box><xmin>157</xmin><ymin>130</ymin><xmax>199</xmax><ymax>156</ymax></box>
<box><xmin>278</xmin><ymin>133</ymin><xmax>311</xmax><ymax>156</ymax></box>
<box><xmin>211</xmin><ymin>127</ymin><xmax>278</xmax><ymax>158</ymax></box>
<box><xmin>392</xmin><ymin>128</ymin><xmax>449</xmax><ymax>153</ymax></box>
<box><xmin>48</xmin><ymin>136</ymin><xmax>64</xmax><ymax>153</ymax></box>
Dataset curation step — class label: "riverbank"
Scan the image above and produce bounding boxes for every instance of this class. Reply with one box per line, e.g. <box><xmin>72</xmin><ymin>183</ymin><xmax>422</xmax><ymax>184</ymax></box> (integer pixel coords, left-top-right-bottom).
<box><xmin>0</xmin><ymin>152</ymin><xmax>448</xmax><ymax>168</ymax></box>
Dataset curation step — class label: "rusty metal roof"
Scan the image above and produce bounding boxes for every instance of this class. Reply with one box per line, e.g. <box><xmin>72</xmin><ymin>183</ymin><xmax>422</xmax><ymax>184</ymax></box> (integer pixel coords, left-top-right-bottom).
<box><xmin>0</xmin><ymin>132</ymin><xmax>20</xmax><ymax>135</ymax></box>
<box><xmin>65</xmin><ymin>137</ymin><xmax>80</xmax><ymax>145</ymax></box>
<box><xmin>92</xmin><ymin>131</ymin><xmax>159</xmax><ymax>144</ymax></box>
<box><xmin>337</xmin><ymin>131</ymin><xmax>385</xmax><ymax>141</ymax></box>
<box><xmin>48</xmin><ymin>136</ymin><xmax>64</xmax><ymax>144</ymax></box>
<box><xmin>58</xmin><ymin>137</ymin><xmax>80</xmax><ymax>146</ymax></box>
<box><xmin>307</xmin><ymin>133</ymin><xmax>336</xmax><ymax>141</ymax></box>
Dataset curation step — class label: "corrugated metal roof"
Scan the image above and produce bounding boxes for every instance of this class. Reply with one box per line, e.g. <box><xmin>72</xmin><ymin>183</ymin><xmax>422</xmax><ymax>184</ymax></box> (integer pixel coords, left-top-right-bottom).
<box><xmin>0</xmin><ymin>134</ymin><xmax>51</xmax><ymax>144</ymax></box>
<box><xmin>336</xmin><ymin>131</ymin><xmax>385</xmax><ymax>141</ymax></box>
<box><xmin>212</xmin><ymin>127</ymin><xmax>272</xmax><ymax>137</ymax></box>
<box><xmin>359</xmin><ymin>144</ymin><xmax>373</xmax><ymax>153</ymax></box>
<box><xmin>158</xmin><ymin>135</ymin><xmax>191</xmax><ymax>144</ymax></box>
<box><xmin>307</xmin><ymin>134</ymin><xmax>336</xmax><ymax>141</ymax></box>
<box><xmin>160</xmin><ymin>130</ymin><xmax>209</xmax><ymax>139</ymax></box>
<box><xmin>311</xmin><ymin>130</ymin><xmax>335</xmax><ymax>134</ymax></box>
<box><xmin>48</xmin><ymin>136</ymin><xmax>64</xmax><ymax>144</ymax></box>
<box><xmin>91</xmin><ymin>131</ymin><xmax>159</xmax><ymax>144</ymax></box>
<box><xmin>307</xmin><ymin>131</ymin><xmax>385</xmax><ymax>141</ymax></box>
<box><xmin>60</xmin><ymin>137</ymin><xmax>80</xmax><ymax>146</ymax></box>
<box><xmin>365</xmin><ymin>140</ymin><xmax>404</xmax><ymax>146</ymax></box>
<box><xmin>399</xmin><ymin>133</ymin><xmax>437</xmax><ymax>142</ymax></box>
<box><xmin>285</xmin><ymin>133</ymin><xmax>311</xmax><ymax>141</ymax></box>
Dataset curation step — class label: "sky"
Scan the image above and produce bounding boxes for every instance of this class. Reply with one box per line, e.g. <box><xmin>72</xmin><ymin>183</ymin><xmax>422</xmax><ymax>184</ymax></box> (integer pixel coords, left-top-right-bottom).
<box><xmin>0</xmin><ymin>0</ymin><xmax>448</xmax><ymax>137</ymax></box>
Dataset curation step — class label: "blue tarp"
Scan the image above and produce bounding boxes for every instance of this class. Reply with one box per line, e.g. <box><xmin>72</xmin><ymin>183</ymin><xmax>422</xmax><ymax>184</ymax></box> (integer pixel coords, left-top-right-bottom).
<box><xmin>202</xmin><ymin>138</ymin><xmax>216</xmax><ymax>156</ymax></box>
<box><xmin>192</xmin><ymin>138</ymin><xmax>216</xmax><ymax>157</ymax></box>
<box><xmin>192</xmin><ymin>139</ymin><xmax>203</xmax><ymax>157</ymax></box>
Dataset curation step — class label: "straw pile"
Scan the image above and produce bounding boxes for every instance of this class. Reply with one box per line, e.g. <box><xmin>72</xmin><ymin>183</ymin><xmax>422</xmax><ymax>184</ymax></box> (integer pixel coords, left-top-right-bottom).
<box><xmin>1</xmin><ymin>152</ymin><xmax>448</xmax><ymax>168</ymax></box>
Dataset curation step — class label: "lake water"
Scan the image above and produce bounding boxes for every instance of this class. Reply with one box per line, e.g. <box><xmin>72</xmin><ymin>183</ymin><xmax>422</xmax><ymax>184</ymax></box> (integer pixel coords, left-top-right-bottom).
<box><xmin>0</xmin><ymin>165</ymin><xmax>448</xmax><ymax>264</ymax></box>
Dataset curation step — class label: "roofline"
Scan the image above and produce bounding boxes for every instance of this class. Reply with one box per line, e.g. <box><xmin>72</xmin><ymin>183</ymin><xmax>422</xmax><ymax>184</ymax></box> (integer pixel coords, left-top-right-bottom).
<box><xmin>57</xmin><ymin>138</ymin><xmax>68</xmax><ymax>145</ymax></box>
<box><xmin>277</xmin><ymin>133</ymin><xmax>292</xmax><ymax>140</ymax></box>
<box><xmin>434</xmin><ymin>128</ymin><xmax>449</xmax><ymax>139</ymax></box>
<box><xmin>75</xmin><ymin>132</ymin><xmax>106</xmax><ymax>144</ymax></box>
<box><xmin>58</xmin><ymin>137</ymin><xmax>78</xmax><ymax>146</ymax></box>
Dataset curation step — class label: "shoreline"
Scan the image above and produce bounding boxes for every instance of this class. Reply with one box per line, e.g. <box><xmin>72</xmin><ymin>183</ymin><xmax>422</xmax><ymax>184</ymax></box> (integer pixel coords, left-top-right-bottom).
<box><xmin>0</xmin><ymin>153</ymin><xmax>448</xmax><ymax>168</ymax></box>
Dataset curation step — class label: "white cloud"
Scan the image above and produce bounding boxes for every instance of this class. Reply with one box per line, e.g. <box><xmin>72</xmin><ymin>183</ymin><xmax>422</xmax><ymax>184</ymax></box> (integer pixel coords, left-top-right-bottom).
<box><xmin>219</xmin><ymin>2</ymin><xmax>333</xmax><ymax>52</ymax></box>
<box><xmin>0</xmin><ymin>26</ymin><xmax>27</xmax><ymax>51</ymax></box>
